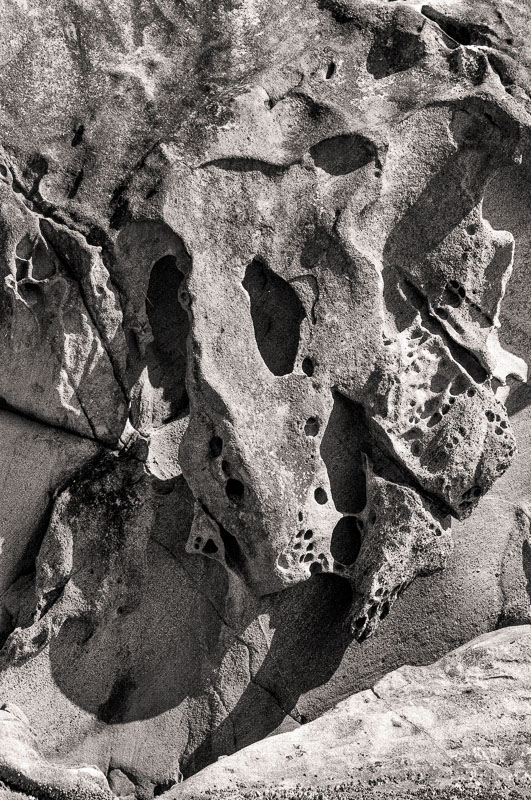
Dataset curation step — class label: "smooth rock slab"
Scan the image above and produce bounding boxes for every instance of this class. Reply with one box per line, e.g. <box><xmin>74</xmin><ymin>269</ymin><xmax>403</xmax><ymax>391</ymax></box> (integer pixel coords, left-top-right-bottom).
<box><xmin>168</xmin><ymin>626</ymin><xmax>531</xmax><ymax>798</ymax></box>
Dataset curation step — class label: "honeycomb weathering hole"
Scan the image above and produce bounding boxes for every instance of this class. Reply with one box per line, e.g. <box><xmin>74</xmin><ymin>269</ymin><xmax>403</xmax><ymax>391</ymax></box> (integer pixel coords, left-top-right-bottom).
<box><xmin>146</xmin><ymin>253</ymin><xmax>190</xmax><ymax>425</ymax></box>
<box><xmin>243</xmin><ymin>258</ymin><xmax>305</xmax><ymax>376</ymax></box>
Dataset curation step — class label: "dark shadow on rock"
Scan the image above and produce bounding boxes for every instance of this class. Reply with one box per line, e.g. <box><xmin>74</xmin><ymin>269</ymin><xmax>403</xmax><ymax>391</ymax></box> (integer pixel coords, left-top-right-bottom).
<box><xmin>47</xmin><ymin>474</ymin><xmax>215</xmax><ymax>724</ymax></box>
<box><xmin>48</xmin><ymin>526</ymin><xmax>354</xmax><ymax>779</ymax></box>
<box><xmin>144</xmin><ymin>253</ymin><xmax>190</xmax><ymax>426</ymax></box>
<box><xmin>183</xmin><ymin>573</ymin><xmax>354</xmax><ymax>776</ymax></box>
<box><xmin>506</xmin><ymin>382</ymin><xmax>531</xmax><ymax>417</ymax></box>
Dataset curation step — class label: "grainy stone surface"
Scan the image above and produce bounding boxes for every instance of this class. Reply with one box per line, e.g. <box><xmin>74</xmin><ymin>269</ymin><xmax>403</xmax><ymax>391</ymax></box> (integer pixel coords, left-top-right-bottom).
<box><xmin>0</xmin><ymin>0</ymin><xmax>530</xmax><ymax>797</ymax></box>
<box><xmin>167</xmin><ymin>626</ymin><xmax>531</xmax><ymax>798</ymax></box>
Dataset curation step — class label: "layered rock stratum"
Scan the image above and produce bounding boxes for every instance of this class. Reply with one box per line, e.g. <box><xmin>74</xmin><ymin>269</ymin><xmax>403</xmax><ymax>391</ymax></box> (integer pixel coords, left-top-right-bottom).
<box><xmin>0</xmin><ymin>0</ymin><xmax>531</xmax><ymax>796</ymax></box>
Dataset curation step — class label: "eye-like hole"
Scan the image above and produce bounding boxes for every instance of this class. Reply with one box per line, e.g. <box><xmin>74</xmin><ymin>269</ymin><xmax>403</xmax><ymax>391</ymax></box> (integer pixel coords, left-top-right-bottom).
<box><xmin>366</xmin><ymin>26</ymin><xmax>425</xmax><ymax>80</ymax></box>
<box><xmin>330</xmin><ymin>516</ymin><xmax>362</xmax><ymax>566</ymax></box>
<box><xmin>320</xmin><ymin>390</ymin><xmax>368</xmax><ymax>514</ymax></box>
<box><xmin>309</xmin><ymin>133</ymin><xmax>376</xmax><ymax>176</ymax></box>
<box><xmin>314</xmin><ymin>487</ymin><xmax>328</xmax><ymax>505</ymax></box>
<box><xmin>243</xmin><ymin>258</ymin><xmax>304</xmax><ymax>376</ymax></box>
<box><xmin>145</xmin><ymin>251</ymin><xmax>191</xmax><ymax>427</ymax></box>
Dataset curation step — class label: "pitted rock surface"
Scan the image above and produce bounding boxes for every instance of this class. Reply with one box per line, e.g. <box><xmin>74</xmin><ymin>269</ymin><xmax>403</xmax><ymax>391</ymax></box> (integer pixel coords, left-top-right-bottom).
<box><xmin>0</xmin><ymin>0</ymin><xmax>531</xmax><ymax>796</ymax></box>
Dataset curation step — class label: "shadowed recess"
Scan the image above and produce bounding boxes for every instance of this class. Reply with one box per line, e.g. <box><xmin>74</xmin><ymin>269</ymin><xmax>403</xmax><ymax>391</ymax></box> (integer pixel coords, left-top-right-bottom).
<box><xmin>184</xmin><ymin>572</ymin><xmax>354</xmax><ymax>775</ymax></box>
<box><xmin>320</xmin><ymin>391</ymin><xmax>369</xmax><ymax>514</ymax></box>
<box><xmin>331</xmin><ymin>516</ymin><xmax>362</xmax><ymax>567</ymax></box>
<box><xmin>243</xmin><ymin>258</ymin><xmax>305</xmax><ymax>376</ymax></box>
<box><xmin>309</xmin><ymin>134</ymin><xmax>376</xmax><ymax>176</ymax></box>
<box><xmin>421</xmin><ymin>6</ymin><xmax>496</xmax><ymax>47</ymax></box>
<box><xmin>367</xmin><ymin>25</ymin><xmax>425</xmax><ymax>79</ymax></box>
<box><xmin>146</xmin><ymin>254</ymin><xmax>190</xmax><ymax>426</ymax></box>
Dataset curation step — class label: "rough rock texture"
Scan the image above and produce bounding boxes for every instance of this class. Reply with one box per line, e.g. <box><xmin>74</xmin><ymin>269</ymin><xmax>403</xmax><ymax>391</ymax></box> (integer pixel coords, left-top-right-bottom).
<box><xmin>168</xmin><ymin>626</ymin><xmax>531</xmax><ymax>798</ymax></box>
<box><xmin>0</xmin><ymin>0</ymin><xmax>531</xmax><ymax>796</ymax></box>
<box><xmin>0</xmin><ymin>703</ymin><xmax>111</xmax><ymax>799</ymax></box>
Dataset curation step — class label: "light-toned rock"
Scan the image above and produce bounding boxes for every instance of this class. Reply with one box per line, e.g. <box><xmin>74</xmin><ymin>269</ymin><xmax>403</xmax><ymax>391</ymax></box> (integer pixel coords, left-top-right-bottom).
<box><xmin>0</xmin><ymin>0</ymin><xmax>530</xmax><ymax>794</ymax></box>
<box><xmin>0</xmin><ymin>702</ymin><xmax>111</xmax><ymax>798</ymax></box>
<box><xmin>167</xmin><ymin>626</ymin><xmax>531</xmax><ymax>797</ymax></box>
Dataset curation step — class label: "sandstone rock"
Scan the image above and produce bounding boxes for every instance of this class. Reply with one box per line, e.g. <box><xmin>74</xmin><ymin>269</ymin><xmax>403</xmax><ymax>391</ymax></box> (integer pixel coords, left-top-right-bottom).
<box><xmin>0</xmin><ymin>702</ymin><xmax>111</xmax><ymax>798</ymax></box>
<box><xmin>0</xmin><ymin>0</ymin><xmax>530</xmax><ymax>795</ymax></box>
<box><xmin>167</xmin><ymin>626</ymin><xmax>531</xmax><ymax>798</ymax></box>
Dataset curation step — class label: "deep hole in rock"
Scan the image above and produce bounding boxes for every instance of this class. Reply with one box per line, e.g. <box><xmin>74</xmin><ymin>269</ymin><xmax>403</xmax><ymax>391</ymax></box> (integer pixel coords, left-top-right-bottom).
<box><xmin>314</xmin><ymin>487</ymin><xmax>328</xmax><ymax>504</ymax></box>
<box><xmin>302</xmin><ymin>357</ymin><xmax>315</xmax><ymax>376</ymax></box>
<box><xmin>32</xmin><ymin>238</ymin><xmax>56</xmax><ymax>281</ymax></box>
<box><xmin>154</xmin><ymin>781</ymin><xmax>177</xmax><ymax>797</ymax></box>
<box><xmin>309</xmin><ymin>133</ymin><xmax>375</xmax><ymax>176</ymax></box>
<box><xmin>243</xmin><ymin>258</ymin><xmax>305</xmax><ymax>376</ymax></box>
<box><xmin>146</xmin><ymin>253</ymin><xmax>190</xmax><ymax>426</ymax></box>
<box><xmin>380</xmin><ymin>600</ymin><xmax>390</xmax><ymax>619</ymax></box>
<box><xmin>71</xmin><ymin>124</ymin><xmax>85</xmax><ymax>147</ymax></box>
<box><xmin>330</xmin><ymin>516</ymin><xmax>362</xmax><ymax>566</ymax></box>
<box><xmin>202</xmin><ymin>538</ymin><xmax>218</xmax><ymax>555</ymax></box>
<box><xmin>304</xmin><ymin>417</ymin><xmax>320</xmax><ymax>436</ymax></box>
<box><xmin>218</xmin><ymin>524</ymin><xmax>246</xmax><ymax>575</ymax></box>
<box><xmin>320</xmin><ymin>391</ymin><xmax>369</xmax><ymax>514</ymax></box>
<box><xmin>226</xmin><ymin>478</ymin><xmax>245</xmax><ymax>504</ymax></box>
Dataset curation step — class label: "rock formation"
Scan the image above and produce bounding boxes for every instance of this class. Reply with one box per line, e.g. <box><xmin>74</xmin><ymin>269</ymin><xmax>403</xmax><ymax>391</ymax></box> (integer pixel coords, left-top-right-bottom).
<box><xmin>170</xmin><ymin>625</ymin><xmax>531</xmax><ymax>798</ymax></box>
<box><xmin>0</xmin><ymin>0</ymin><xmax>531</xmax><ymax>796</ymax></box>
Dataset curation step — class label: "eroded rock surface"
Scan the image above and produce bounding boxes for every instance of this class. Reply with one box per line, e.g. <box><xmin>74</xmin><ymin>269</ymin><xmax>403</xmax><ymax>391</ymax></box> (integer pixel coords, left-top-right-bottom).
<box><xmin>0</xmin><ymin>0</ymin><xmax>531</xmax><ymax>795</ymax></box>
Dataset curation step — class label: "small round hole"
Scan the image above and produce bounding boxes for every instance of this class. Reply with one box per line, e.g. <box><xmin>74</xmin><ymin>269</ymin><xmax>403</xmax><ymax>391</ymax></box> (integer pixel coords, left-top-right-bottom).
<box><xmin>304</xmin><ymin>529</ymin><xmax>313</xmax><ymax>540</ymax></box>
<box><xmin>314</xmin><ymin>487</ymin><xmax>328</xmax><ymax>505</ymax></box>
<box><xmin>304</xmin><ymin>417</ymin><xmax>320</xmax><ymax>436</ymax></box>
<box><xmin>302</xmin><ymin>357</ymin><xmax>315</xmax><ymax>377</ymax></box>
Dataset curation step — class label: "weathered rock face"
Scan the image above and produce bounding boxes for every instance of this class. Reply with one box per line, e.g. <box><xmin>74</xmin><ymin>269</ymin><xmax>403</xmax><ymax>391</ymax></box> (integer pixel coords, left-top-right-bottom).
<box><xmin>168</xmin><ymin>625</ymin><xmax>531</xmax><ymax>798</ymax></box>
<box><xmin>0</xmin><ymin>0</ymin><xmax>531</xmax><ymax>796</ymax></box>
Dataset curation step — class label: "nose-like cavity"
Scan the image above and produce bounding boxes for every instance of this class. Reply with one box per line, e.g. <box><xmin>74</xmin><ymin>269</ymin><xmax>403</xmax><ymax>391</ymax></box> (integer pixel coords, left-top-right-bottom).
<box><xmin>242</xmin><ymin>257</ymin><xmax>305</xmax><ymax>376</ymax></box>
